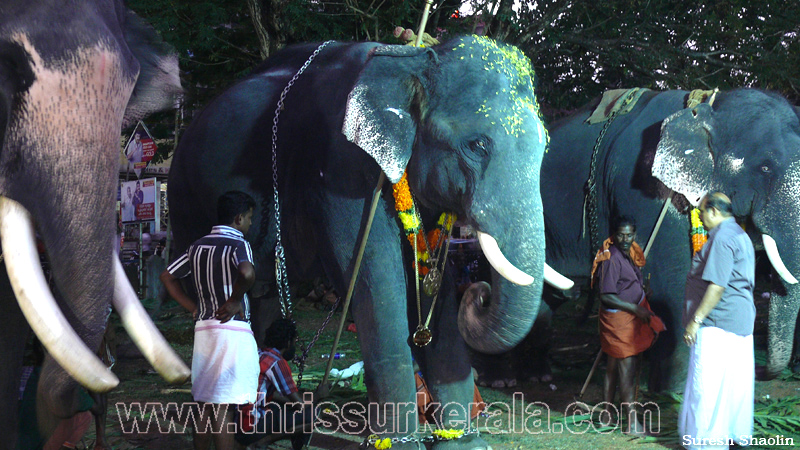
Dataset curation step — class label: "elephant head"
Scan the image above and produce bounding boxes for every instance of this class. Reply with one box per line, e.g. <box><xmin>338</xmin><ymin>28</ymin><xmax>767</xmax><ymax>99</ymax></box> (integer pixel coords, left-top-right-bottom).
<box><xmin>652</xmin><ymin>88</ymin><xmax>800</xmax><ymax>377</ymax></box>
<box><xmin>342</xmin><ymin>36</ymin><xmax>573</xmax><ymax>353</ymax></box>
<box><xmin>0</xmin><ymin>0</ymin><xmax>188</xmax><ymax>426</ymax></box>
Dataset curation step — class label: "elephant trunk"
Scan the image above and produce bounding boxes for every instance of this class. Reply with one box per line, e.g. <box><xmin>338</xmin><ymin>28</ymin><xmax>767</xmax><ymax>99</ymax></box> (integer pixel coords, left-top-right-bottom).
<box><xmin>762</xmin><ymin>233</ymin><xmax>800</xmax><ymax>378</ymax></box>
<box><xmin>753</xmin><ymin>161</ymin><xmax>800</xmax><ymax>378</ymax></box>
<box><xmin>458</xmin><ymin>230</ymin><xmax>544</xmax><ymax>354</ymax></box>
<box><xmin>12</xmin><ymin>164</ymin><xmax>120</xmax><ymax>419</ymax></box>
<box><xmin>766</xmin><ymin>285</ymin><xmax>800</xmax><ymax>378</ymax></box>
<box><xmin>0</xmin><ymin>41</ymin><xmax>187</xmax><ymax>419</ymax></box>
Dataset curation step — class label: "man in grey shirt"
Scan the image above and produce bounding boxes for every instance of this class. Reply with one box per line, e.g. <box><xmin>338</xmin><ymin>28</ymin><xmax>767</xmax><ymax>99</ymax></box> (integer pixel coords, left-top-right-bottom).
<box><xmin>679</xmin><ymin>192</ymin><xmax>755</xmax><ymax>449</ymax></box>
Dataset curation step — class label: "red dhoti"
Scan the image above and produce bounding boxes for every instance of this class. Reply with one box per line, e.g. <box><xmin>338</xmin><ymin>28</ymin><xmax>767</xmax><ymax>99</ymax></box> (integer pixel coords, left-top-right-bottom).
<box><xmin>599</xmin><ymin>296</ymin><xmax>665</xmax><ymax>359</ymax></box>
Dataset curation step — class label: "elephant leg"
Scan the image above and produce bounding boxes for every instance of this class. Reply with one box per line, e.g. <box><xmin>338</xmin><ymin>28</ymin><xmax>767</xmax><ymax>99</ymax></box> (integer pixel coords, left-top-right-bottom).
<box><xmin>472</xmin><ymin>350</ymin><xmax>515</xmax><ymax>388</ymax></box>
<box><xmin>766</xmin><ymin>285</ymin><xmax>800</xmax><ymax>377</ymax></box>
<box><xmin>0</xmin><ymin>271</ymin><xmax>31</xmax><ymax>450</ymax></box>
<box><xmin>414</xmin><ymin>280</ymin><xmax>490</xmax><ymax>450</ymax></box>
<box><xmin>319</xmin><ymin>192</ymin><xmax>419</xmax><ymax>447</ymax></box>
<box><xmin>511</xmin><ymin>305</ymin><xmax>553</xmax><ymax>384</ymax></box>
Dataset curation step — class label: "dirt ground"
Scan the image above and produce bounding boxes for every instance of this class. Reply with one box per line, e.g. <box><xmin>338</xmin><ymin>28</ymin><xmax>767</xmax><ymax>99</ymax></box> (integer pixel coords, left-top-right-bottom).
<box><xmin>84</xmin><ymin>287</ymin><xmax>800</xmax><ymax>450</ymax></box>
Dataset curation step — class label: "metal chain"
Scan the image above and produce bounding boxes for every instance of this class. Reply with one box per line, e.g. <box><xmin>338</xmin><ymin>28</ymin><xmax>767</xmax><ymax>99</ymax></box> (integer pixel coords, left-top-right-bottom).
<box><xmin>292</xmin><ymin>295</ymin><xmax>342</xmax><ymax>389</ymax></box>
<box><xmin>422</xmin><ymin>221</ymin><xmax>453</xmax><ymax>330</ymax></box>
<box><xmin>585</xmin><ymin>89</ymin><xmax>639</xmax><ymax>255</ymax></box>
<box><xmin>360</xmin><ymin>427</ymin><xmax>480</xmax><ymax>448</ymax></box>
<box><xmin>270</xmin><ymin>41</ymin><xmax>335</xmax><ymax>319</ymax></box>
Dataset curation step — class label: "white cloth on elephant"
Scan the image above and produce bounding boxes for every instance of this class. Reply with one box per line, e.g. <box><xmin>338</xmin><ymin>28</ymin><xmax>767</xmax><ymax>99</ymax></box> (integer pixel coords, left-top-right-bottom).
<box><xmin>191</xmin><ymin>319</ymin><xmax>259</xmax><ymax>404</ymax></box>
<box><xmin>678</xmin><ymin>326</ymin><xmax>753</xmax><ymax>450</ymax></box>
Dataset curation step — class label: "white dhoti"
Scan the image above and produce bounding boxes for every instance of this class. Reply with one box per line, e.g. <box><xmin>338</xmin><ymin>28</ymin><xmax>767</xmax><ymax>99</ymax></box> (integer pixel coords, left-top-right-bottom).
<box><xmin>192</xmin><ymin>319</ymin><xmax>259</xmax><ymax>404</ymax></box>
<box><xmin>679</xmin><ymin>327</ymin><xmax>754</xmax><ymax>449</ymax></box>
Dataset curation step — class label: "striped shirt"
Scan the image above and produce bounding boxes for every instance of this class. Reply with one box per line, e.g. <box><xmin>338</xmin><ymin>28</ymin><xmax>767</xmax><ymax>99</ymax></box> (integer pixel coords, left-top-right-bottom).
<box><xmin>167</xmin><ymin>225</ymin><xmax>254</xmax><ymax>322</ymax></box>
<box><xmin>257</xmin><ymin>348</ymin><xmax>298</xmax><ymax>403</ymax></box>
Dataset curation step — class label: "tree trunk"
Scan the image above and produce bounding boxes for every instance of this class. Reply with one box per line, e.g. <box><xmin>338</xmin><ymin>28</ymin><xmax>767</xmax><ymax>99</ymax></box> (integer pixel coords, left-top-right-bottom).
<box><xmin>246</xmin><ymin>0</ymin><xmax>270</xmax><ymax>59</ymax></box>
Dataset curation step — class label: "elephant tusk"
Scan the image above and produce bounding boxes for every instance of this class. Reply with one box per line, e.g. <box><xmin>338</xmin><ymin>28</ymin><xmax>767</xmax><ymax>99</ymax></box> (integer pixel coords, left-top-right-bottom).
<box><xmin>113</xmin><ymin>258</ymin><xmax>191</xmax><ymax>384</ymax></box>
<box><xmin>0</xmin><ymin>197</ymin><xmax>119</xmax><ymax>392</ymax></box>
<box><xmin>477</xmin><ymin>231</ymin><xmax>534</xmax><ymax>286</ymax></box>
<box><xmin>544</xmin><ymin>263</ymin><xmax>575</xmax><ymax>290</ymax></box>
<box><xmin>476</xmin><ymin>232</ymin><xmax>575</xmax><ymax>289</ymax></box>
<box><xmin>762</xmin><ymin>234</ymin><xmax>799</xmax><ymax>285</ymax></box>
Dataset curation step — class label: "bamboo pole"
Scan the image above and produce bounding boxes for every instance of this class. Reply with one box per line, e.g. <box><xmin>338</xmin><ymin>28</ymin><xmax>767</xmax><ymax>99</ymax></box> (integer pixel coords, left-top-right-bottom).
<box><xmin>320</xmin><ymin>172</ymin><xmax>386</xmax><ymax>388</ymax></box>
<box><xmin>414</xmin><ymin>0</ymin><xmax>435</xmax><ymax>47</ymax></box>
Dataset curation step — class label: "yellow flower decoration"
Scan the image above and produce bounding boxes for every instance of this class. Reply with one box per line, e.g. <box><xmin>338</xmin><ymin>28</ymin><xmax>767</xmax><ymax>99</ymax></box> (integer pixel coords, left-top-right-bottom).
<box><xmin>432</xmin><ymin>428</ymin><xmax>464</xmax><ymax>440</ymax></box>
<box><xmin>690</xmin><ymin>208</ymin><xmax>703</xmax><ymax>228</ymax></box>
<box><xmin>690</xmin><ymin>208</ymin><xmax>707</xmax><ymax>255</ymax></box>
<box><xmin>399</xmin><ymin>211</ymin><xmax>420</xmax><ymax>232</ymax></box>
<box><xmin>374</xmin><ymin>437</ymin><xmax>392</xmax><ymax>449</ymax></box>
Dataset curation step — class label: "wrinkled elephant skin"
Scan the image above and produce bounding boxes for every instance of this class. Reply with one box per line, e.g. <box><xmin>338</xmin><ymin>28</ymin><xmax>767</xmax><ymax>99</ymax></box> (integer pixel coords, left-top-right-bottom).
<box><xmin>0</xmin><ymin>1</ymin><xmax>184</xmax><ymax>447</ymax></box>
<box><xmin>169</xmin><ymin>37</ymin><xmax>550</xmax><ymax>448</ymax></box>
<box><xmin>544</xmin><ymin>88</ymin><xmax>800</xmax><ymax>391</ymax></box>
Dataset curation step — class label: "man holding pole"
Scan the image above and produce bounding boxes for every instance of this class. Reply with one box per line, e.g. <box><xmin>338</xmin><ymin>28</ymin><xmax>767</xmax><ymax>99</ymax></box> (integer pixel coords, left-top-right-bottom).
<box><xmin>591</xmin><ymin>215</ymin><xmax>664</xmax><ymax>434</ymax></box>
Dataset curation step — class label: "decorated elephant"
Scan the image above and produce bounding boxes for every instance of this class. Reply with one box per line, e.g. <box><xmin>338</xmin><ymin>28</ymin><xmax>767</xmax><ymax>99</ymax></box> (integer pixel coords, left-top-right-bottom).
<box><xmin>168</xmin><ymin>36</ymin><xmax>572</xmax><ymax>449</ymax></box>
<box><xmin>0</xmin><ymin>1</ymin><xmax>189</xmax><ymax>447</ymax></box>
<box><xmin>542</xmin><ymin>87</ymin><xmax>800</xmax><ymax>391</ymax></box>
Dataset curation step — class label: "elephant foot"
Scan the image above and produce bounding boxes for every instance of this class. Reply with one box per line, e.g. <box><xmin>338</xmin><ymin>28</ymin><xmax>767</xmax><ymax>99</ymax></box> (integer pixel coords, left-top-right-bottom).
<box><xmin>475</xmin><ymin>371</ymin><xmax>516</xmax><ymax>388</ymax></box>
<box><xmin>432</xmin><ymin>434</ymin><xmax>491</xmax><ymax>450</ymax></box>
<box><xmin>528</xmin><ymin>373</ymin><xmax>553</xmax><ymax>383</ymax></box>
<box><xmin>518</xmin><ymin>358</ymin><xmax>553</xmax><ymax>384</ymax></box>
<box><xmin>527</xmin><ymin>372</ymin><xmax>553</xmax><ymax>383</ymax></box>
<box><xmin>487</xmin><ymin>378</ymin><xmax>516</xmax><ymax>388</ymax></box>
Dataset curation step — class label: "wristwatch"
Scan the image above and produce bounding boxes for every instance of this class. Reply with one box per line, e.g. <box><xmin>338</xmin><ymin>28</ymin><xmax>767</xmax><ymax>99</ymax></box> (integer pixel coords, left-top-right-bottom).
<box><xmin>693</xmin><ymin>316</ymin><xmax>704</xmax><ymax>325</ymax></box>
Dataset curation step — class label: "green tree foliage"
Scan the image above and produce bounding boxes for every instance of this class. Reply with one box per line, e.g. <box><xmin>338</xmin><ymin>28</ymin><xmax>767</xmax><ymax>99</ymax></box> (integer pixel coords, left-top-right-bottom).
<box><xmin>127</xmin><ymin>0</ymin><xmax>462</xmax><ymax>109</ymax></box>
<box><xmin>129</xmin><ymin>0</ymin><xmax>800</xmax><ymax>130</ymax></box>
<box><xmin>470</xmin><ymin>0</ymin><xmax>800</xmax><ymax>117</ymax></box>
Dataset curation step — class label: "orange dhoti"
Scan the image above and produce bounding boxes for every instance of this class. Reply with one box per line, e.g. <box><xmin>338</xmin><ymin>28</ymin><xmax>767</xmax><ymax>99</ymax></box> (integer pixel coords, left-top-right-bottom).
<box><xmin>599</xmin><ymin>296</ymin><xmax>666</xmax><ymax>359</ymax></box>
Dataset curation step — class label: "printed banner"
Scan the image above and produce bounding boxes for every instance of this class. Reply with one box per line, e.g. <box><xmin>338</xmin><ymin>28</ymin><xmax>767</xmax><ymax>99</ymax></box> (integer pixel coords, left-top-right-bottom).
<box><xmin>123</xmin><ymin>121</ymin><xmax>157</xmax><ymax>179</ymax></box>
<box><xmin>120</xmin><ymin>178</ymin><xmax>159</xmax><ymax>223</ymax></box>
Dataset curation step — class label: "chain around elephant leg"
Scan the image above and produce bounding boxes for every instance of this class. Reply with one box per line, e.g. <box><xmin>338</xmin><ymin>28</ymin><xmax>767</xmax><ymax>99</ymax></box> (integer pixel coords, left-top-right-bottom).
<box><xmin>432</xmin><ymin>437</ymin><xmax>490</xmax><ymax>450</ymax></box>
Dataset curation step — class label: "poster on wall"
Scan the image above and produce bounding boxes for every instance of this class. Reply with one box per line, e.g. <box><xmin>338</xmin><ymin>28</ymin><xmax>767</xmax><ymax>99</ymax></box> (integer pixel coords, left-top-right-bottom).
<box><xmin>120</xmin><ymin>178</ymin><xmax>159</xmax><ymax>225</ymax></box>
<box><xmin>123</xmin><ymin>121</ymin><xmax>157</xmax><ymax>179</ymax></box>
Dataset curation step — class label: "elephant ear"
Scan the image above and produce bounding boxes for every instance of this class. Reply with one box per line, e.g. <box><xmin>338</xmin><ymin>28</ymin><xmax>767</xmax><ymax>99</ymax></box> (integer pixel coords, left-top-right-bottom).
<box><xmin>651</xmin><ymin>102</ymin><xmax>717</xmax><ymax>206</ymax></box>
<box><xmin>121</xmin><ymin>10</ymin><xmax>183</xmax><ymax>128</ymax></box>
<box><xmin>342</xmin><ymin>45</ymin><xmax>433</xmax><ymax>183</ymax></box>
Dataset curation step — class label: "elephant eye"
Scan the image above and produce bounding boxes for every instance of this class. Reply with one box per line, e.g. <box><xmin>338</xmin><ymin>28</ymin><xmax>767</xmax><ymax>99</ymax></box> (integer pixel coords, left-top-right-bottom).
<box><xmin>468</xmin><ymin>137</ymin><xmax>490</xmax><ymax>156</ymax></box>
<box><xmin>761</xmin><ymin>165</ymin><xmax>771</xmax><ymax>173</ymax></box>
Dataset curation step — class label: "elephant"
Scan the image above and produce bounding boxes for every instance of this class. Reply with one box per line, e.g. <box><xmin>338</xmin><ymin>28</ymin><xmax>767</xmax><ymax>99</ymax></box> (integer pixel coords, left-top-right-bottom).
<box><xmin>0</xmin><ymin>1</ymin><xmax>190</xmax><ymax>447</ymax></box>
<box><xmin>542</xmin><ymin>87</ymin><xmax>800</xmax><ymax>392</ymax></box>
<box><xmin>168</xmin><ymin>36</ymin><xmax>572</xmax><ymax>449</ymax></box>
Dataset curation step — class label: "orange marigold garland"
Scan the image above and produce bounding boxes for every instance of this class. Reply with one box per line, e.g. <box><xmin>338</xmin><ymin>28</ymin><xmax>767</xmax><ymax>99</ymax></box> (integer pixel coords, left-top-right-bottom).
<box><xmin>690</xmin><ymin>207</ymin><xmax>707</xmax><ymax>254</ymax></box>
<box><xmin>392</xmin><ymin>171</ymin><xmax>455</xmax><ymax>278</ymax></box>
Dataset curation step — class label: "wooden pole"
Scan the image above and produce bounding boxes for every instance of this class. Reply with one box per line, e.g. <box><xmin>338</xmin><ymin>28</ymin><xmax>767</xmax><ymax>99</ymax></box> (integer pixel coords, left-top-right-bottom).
<box><xmin>579</xmin><ymin>349</ymin><xmax>603</xmax><ymax>399</ymax></box>
<box><xmin>581</xmin><ymin>192</ymin><xmax>673</xmax><ymax>397</ymax></box>
<box><xmin>414</xmin><ymin>0</ymin><xmax>435</xmax><ymax>47</ymax></box>
<box><xmin>643</xmin><ymin>193</ymin><xmax>672</xmax><ymax>258</ymax></box>
<box><xmin>320</xmin><ymin>172</ymin><xmax>386</xmax><ymax>388</ymax></box>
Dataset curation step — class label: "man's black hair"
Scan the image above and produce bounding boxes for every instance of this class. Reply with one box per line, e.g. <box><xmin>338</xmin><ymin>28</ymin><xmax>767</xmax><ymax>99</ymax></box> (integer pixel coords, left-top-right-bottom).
<box><xmin>703</xmin><ymin>192</ymin><xmax>734</xmax><ymax>217</ymax></box>
<box><xmin>611</xmin><ymin>215</ymin><xmax>637</xmax><ymax>234</ymax></box>
<box><xmin>263</xmin><ymin>318</ymin><xmax>297</xmax><ymax>349</ymax></box>
<box><xmin>217</xmin><ymin>190</ymin><xmax>256</xmax><ymax>225</ymax></box>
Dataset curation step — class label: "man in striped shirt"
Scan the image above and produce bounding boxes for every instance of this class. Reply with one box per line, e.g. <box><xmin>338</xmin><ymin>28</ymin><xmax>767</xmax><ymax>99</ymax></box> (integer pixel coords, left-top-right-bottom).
<box><xmin>161</xmin><ymin>190</ymin><xmax>258</xmax><ymax>450</ymax></box>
